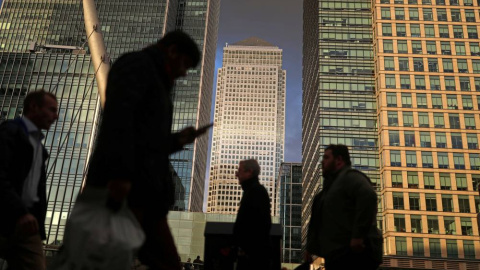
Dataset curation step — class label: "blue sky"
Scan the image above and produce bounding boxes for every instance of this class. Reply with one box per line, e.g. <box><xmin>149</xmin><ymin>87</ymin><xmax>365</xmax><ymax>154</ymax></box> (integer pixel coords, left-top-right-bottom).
<box><xmin>209</xmin><ymin>0</ymin><xmax>302</xmax><ymax>163</ymax></box>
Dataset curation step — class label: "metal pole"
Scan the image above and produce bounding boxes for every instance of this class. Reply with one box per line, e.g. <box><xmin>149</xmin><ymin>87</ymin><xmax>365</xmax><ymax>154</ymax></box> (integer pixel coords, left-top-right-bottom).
<box><xmin>83</xmin><ymin>0</ymin><xmax>110</xmax><ymax>109</ymax></box>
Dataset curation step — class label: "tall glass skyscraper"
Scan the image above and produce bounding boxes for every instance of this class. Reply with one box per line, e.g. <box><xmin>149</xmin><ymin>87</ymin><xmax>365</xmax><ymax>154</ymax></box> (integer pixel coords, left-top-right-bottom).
<box><xmin>302</xmin><ymin>0</ymin><xmax>380</xmax><ymax>250</ymax></box>
<box><xmin>303</xmin><ymin>0</ymin><xmax>480</xmax><ymax>267</ymax></box>
<box><xmin>0</xmin><ymin>0</ymin><xmax>219</xmax><ymax>244</ymax></box>
<box><xmin>277</xmin><ymin>162</ymin><xmax>302</xmax><ymax>264</ymax></box>
<box><xmin>207</xmin><ymin>38</ymin><xmax>286</xmax><ymax>215</ymax></box>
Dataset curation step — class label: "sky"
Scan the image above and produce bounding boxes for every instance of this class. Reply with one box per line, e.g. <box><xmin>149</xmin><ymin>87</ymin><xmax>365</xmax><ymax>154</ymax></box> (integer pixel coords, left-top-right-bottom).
<box><xmin>209</xmin><ymin>0</ymin><xmax>303</xmax><ymax>163</ymax></box>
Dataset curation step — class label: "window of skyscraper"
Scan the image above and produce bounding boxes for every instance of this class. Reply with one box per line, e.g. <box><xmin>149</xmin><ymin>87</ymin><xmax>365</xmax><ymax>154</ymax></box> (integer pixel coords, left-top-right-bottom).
<box><xmin>443</xmin><ymin>58</ymin><xmax>454</xmax><ymax>72</ymax></box>
<box><xmin>434</xmin><ymin>113</ymin><xmax>445</xmax><ymax>127</ymax></box>
<box><xmin>391</xmin><ymin>151</ymin><xmax>402</xmax><ymax>167</ymax></box>
<box><xmin>457</xmin><ymin>59</ymin><xmax>468</xmax><ymax>73</ymax></box>
<box><xmin>467</xmin><ymin>134</ymin><xmax>478</xmax><ymax>149</ymax></box>
<box><xmin>397</xmin><ymin>24</ymin><xmax>407</xmax><ymax>36</ymax></box>
<box><xmin>436</xmin><ymin>0</ymin><xmax>446</xmax><ymax>5</ymax></box>
<box><xmin>462</xmin><ymin>95</ymin><xmax>473</xmax><ymax>109</ymax></box>
<box><xmin>438</xmin><ymin>153</ymin><xmax>449</xmax><ymax>169</ymax></box>
<box><xmin>403</xmin><ymin>111</ymin><xmax>414</xmax><ymax>126</ymax></box>
<box><xmin>387</xmin><ymin>93</ymin><xmax>398</xmax><ymax>107</ymax></box>
<box><xmin>423</xmin><ymin>8</ymin><xmax>433</xmax><ymax>21</ymax></box>
<box><xmin>423</xmin><ymin>0</ymin><xmax>432</xmax><ymax>4</ymax></box>
<box><xmin>446</xmin><ymin>240</ymin><xmax>458</xmax><ymax>258</ymax></box>
<box><xmin>415</xmin><ymin>75</ymin><xmax>426</xmax><ymax>89</ymax></box>
<box><xmin>393</xmin><ymin>192</ymin><xmax>405</xmax><ymax>209</ymax></box>
<box><xmin>388</xmin><ymin>111</ymin><xmax>399</xmax><ymax>126</ymax></box>
<box><xmin>445</xmin><ymin>77</ymin><xmax>456</xmax><ymax>90</ymax></box>
<box><xmin>398</xmin><ymin>40</ymin><xmax>408</xmax><ymax>53</ymax></box>
<box><xmin>394</xmin><ymin>214</ymin><xmax>406</xmax><ymax>232</ymax></box>
<box><xmin>406</xmin><ymin>151</ymin><xmax>417</xmax><ymax>167</ymax></box>
<box><xmin>383</xmin><ymin>24</ymin><xmax>393</xmax><ymax>36</ymax></box>
<box><xmin>442</xmin><ymin>195</ymin><xmax>454</xmax><ymax>212</ymax></box>
<box><xmin>464</xmin><ymin>114</ymin><xmax>476</xmax><ymax>129</ymax></box>
<box><xmin>386</xmin><ymin>74</ymin><xmax>396</xmax><ymax>88</ymax></box>
<box><xmin>384</xmin><ymin>57</ymin><xmax>395</xmax><ymax>70</ymax></box>
<box><xmin>449</xmin><ymin>113</ymin><xmax>461</xmax><ymax>129</ymax></box>
<box><xmin>463</xmin><ymin>0</ymin><xmax>473</xmax><ymax>5</ymax></box>
<box><xmin>422</xmin><ymin>151</ymin><xmax>434</xmax><ymax>167</ymax></box>
<box><xmin>444</xmin><ymin>216</ymin><xmax>456</xmax><ymax>234</ymax></box>
<box><xmin>399</xmin><ymin>57</ymin><xmax>409</xmax><ymax>71</ymax></box>
<box><xmin>412</xmin><ymin>238</ymin><xmax>424</xmax><ymax>256</ymax></box>
<box><xmin>455</xmin><ymin>42</ymin><xmax>466</xmax><ymax>55</ymax></box>
<box><xmin>408</xmin><ymin>172</ymin><xmax>419</xmax><ymax>187</ymax></box>
<box><xmin>384</xmin><ymin>40</ymin><xmax>394</xmax><ymax>53</ymax></box>
<box><xmin>413</xmin><ymin>58</ymin><xmax>424</xmax><ymax>71</ymax></box>
<box><xmin>430</xmin><ymin>76</ymin><xmax>441</xmax><ymax>90</ymax></box>
<box><xmin>426</xmin><ymin>41</ymin><xmax>437</xmax><ymax>54</ymax></box>
<box><xmin>437</xmin><ymin>9</ymin><xmax>448</xmax><ymax>21</ymax></box>
<box><xmin>451</xmin><ymin>9</ymin><xmax>461</xmax><ymax>22</ymax></box>
<box><xmin>420</xmin><ymin>132</ymin><xmax>432</xmax><ymax>147</ymax></box>
<box><xmin>381</xmin><ymin>7</ymin><xmax>392</xmax><ymax>20</ymax></box>
<box><xmin>470</xmin><ymin>42</ymin><xmax>480</xmax><ymax>56</ymax></box>
<box><xmin>469</xmin><ymin>153</ymin><xmax>480</xmax><ymax>170</ymax></box>
<box><xmin>454</xmin><ymin>153</ymin><xmax>466</xmax><ymax>169</ymax></box>
<box><xmin>465</xmin><ymin>10</ymin><xmax>475</xmax><ymax>22</ymax></box>
<box><xmin>400</xmin><ymin>75</ymin><xmax>411</xmax><ymax>89</ymax></box>
<box><xmin>390</xmin><ymin>130</ymin><xmax>400</xmax><ymax>146</ymax></box>
<box><xmin>408</xmin><ymin>0</ymin><xmax>417</xmax><ymax>4</ymax></box>
<box><xmin>405</xmin><ymin>131</ymin><xmax>416</xmax><ymax>146</ymax></box>
<box><xmin>447</xmin><ymin>95</ymin><xmax>458</xmax><ymax>109</ymax></box>
<box><xmin>409</xmin><ymin>193</ymin><xmax>421</xmax><ymax>210</ymax></box>
<box><xmin>467</xmin><ymin>26</ymin><xmax>478</xmax><ymax>39</ymax></box>
<box><xmin>436</xmin><ymin>132</ymin><xmax>447</xmax><ymax>147</ymax></box>
<box><xmin>424</xmin><ymin>172</ymin><xmax>436</xmax><ymax>189</ymax></box>
<box><xmin>418</xmin><ymin>112</ymin><xmax>430</xmax><ymax>127</ymax></box>
<box><xmin>417</xmin><ymin>96</ymin><xmax>428</xmax><ymax>109</ymax></box>
<box><xmin>412</xmin><ymin>41</ymin><xmax>422</xmax><ymax>54</ymax></box>
<box><xmin>396</xmin><ymin>237</ymin><xmax>407</xmax><ymax>255</ymax></box>
<box><xmin>456</xmin><ymin>174</ymin><xmax>468</xmax><ymax>190</ymax></box>
<box><xmin>392</xmin><ymin>171</ymin><xmax>403</xmax><ymax>187</ymax></box>
<box><xmin>464</xmin><ymin>240</ymin><xmax>475</xmax><ymax>259</ymax></box>
<box><xmin>429</xmin><ymin>239</ymin><xmax>442</xmax><ymax>257</ymax></box>
<box><xmin>439</xmin><ymin>25</ymin><xmax>450</xmax><ymax>38</ymax></box>
<box><xmin>425</xmin><ymin>194</ymin><xmax>437</xmax><ymax>211</ymax></box>
<box><xmin>425</xmin><ymin>25</ymin><xmax>436</xmax><ymax>37</ymax></box>
<box><xmin>451</xmin><ymin>133</ymin><xmax>463</xmax><ymax>149</ymax></box>
<box><xmin>475</xmin><ymin>78</ymin><xmax>480</xmax><ymax>91</ymax></box>
<box><xmin>411</xmin><ymin>24</ymin><xmax>421</xmax><ymax>37</ymax></box>
<box><xmin>427</xmin><ymin>216</ymin><xmax>439</xmax><ymax>233</ymax></box>
<box><xmin>411</xmin><ymin>215</ymin><xmax>422</xmax><ymax>233</ymax></box>
<box><xmin>459</xmin><ymin>77</ymin><xmax>471</xmax><ymax>91</ymax></box>
<box><xmin>440</xmin><ymin>173</ymin><xmax>452</xmax><ymax>189</ymax></box>
<box><xmin>453</xmin><ymin>25</ymin><xmax>464</xmax><ymax>38</ymax></box>
<box><xmin>402</xmin><ymin>93</ymin><xmax>413</xmax><ymax>108</ymax></box>
<box><xmin>428</xmin><ymin>58</ymin><xmax>438</xmax><ymax>72</ymax></box>
<box><xmin>458</xmin><ymin>195</ymin><xmax>471</xmax><ymax>213</ymax></box>
<box><xmin>441</xmin><ymin>41</ymin><xmax>452</xmax><ymax>55</ymax></box>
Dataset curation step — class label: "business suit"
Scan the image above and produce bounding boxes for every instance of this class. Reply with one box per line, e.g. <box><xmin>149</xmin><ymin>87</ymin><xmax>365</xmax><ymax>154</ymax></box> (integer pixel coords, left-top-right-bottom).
<box><xmin>0</xmin><ymin>118</ymin><xmax>48</xmax><ymax>269</ymax></box>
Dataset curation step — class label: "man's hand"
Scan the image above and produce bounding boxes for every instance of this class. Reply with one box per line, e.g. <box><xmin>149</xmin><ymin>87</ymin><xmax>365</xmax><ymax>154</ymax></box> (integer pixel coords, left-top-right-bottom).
<box><xmin>106</xmin><ymin>179</ymin><xmax>131</xmax><ymax>212</ymax></box>
<box><xmin>177</xmin><ymin>124</ymin><xmax>213</xmax><ymax>146</ymax></box>
<box><xmin>350</xmin><ymin>238</ymin><xmax>366</xmax><ymax>253</ymax></box>
<box><xmin>16</xmin><ymin>213</ymin><xmax>38</xmax><ymax>235</ymax></box>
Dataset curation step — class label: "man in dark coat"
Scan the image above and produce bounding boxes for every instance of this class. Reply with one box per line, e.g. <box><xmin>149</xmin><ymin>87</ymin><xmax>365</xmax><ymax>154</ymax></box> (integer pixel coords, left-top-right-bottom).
<box><xmin>233</xmin><ymin>159</ymin><xmax>272</xmax><ymax>270</ymax></box>
<box><xmin>0</xmin><ymin>90</ymin><xmax>58</xmax><ymax>270</ymax></box>
<box><xmin>306</xmin><ymin>144</ymin><xmax>382</xmax><ymax>270</ymax></box>
<box><xmin>85</xmin><ymin>31</ymin><xmax>209</xmax><ymax>270</ymax></box>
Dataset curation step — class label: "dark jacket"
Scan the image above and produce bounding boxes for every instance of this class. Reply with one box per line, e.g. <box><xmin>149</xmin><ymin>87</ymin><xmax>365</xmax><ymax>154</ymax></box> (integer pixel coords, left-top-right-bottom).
<box><xmin>86</xmin><ymin>45</ymin><xmax>182</xmax><ymax>216</ymax></box>
<box><xmin>307</xmin><ymin>166</ymin><xmax>382</xmax><ymax>263</ymax></box>
<box><xmin>0</xmin><ymin>119</ymin><xmax>48</xmax><ymax>239</ymax></box>
<box><xmin>233</xmin><ymin>177</ymin><xmax>272</xmax><ymax>255</ymax></box>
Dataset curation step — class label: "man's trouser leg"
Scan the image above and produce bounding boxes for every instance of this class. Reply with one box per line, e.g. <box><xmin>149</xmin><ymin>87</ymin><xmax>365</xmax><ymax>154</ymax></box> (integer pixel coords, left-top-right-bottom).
<box><xmin>132</xmin><ymin>208</ymin><xmax>181</xmax><ymax>270</ymax></box>
<box><xmin>5</xmin><ymin>233</ymin><xmax>45</xmax><ymax>270</ymax></box>
<box><xmin>325</xmin><ymin>247</ymin><xmax>379</xmax><ymax>270</ymax></box>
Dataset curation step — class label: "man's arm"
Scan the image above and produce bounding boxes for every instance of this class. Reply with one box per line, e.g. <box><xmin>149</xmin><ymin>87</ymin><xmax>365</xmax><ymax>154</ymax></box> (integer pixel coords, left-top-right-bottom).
<box><xmin>169</xmin><ymin>123</ymin><xmax>212</xmax><ymax>154</ymax></box>
<box><xmin>350</xmin><ymin>171</ymin><xmax>378</xmax><ymax>251</ymax></box>
<box><xmin>0</xmin><ymin>126</ymin><xmax>33</xmax><ymax>233</ymax></box>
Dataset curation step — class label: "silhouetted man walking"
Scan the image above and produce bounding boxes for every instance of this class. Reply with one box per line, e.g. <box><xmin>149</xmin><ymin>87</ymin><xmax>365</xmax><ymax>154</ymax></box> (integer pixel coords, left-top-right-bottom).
<box><xmin>306</xmin><ymin>145</ymin><xmax>382</xmax><ymax>270</ymax></box>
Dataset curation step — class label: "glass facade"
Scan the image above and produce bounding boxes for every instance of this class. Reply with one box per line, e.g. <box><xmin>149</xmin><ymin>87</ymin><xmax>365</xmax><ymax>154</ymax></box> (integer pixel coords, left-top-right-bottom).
<box><xmin>376</xmin><ymin>0</ymin><xmax>480</xmax><ymax>262</ymax></box>
<box><xmin>0</xmin><ymin>0</ymin><xmax>219</xmax><ymax>245</ymax></box>
<box><xmin>302</xmin><ymin>0</ymin><xmax>380</xmax><ymax>249</ymax></box>
<box><xmin>277</xmin><ymin>163</ymin><xmax>302</xmax><ymax>263</ymax></box>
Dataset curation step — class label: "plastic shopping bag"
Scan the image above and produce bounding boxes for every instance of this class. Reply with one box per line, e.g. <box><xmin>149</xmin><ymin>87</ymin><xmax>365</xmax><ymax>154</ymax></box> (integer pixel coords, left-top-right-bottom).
<box><xmin>50</xmin><ymin>186</ymin><xmax>145</xmax><ymax>270</ymax></box>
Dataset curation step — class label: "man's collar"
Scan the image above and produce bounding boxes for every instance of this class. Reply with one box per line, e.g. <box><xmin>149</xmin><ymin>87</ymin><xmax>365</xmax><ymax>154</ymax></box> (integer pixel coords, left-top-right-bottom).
<box><xmin>21</xmin><ymin>116</ymin><xmax>39</xmax><ymax>132</ymax></box>
<box><xmin>240</xmin><ymin>176</ymin><xmax>259</xmax><ymax>190</ymax></box>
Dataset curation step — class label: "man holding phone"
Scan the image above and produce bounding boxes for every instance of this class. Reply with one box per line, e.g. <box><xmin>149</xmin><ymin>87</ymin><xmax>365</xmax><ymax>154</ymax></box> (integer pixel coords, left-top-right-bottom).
<box><xmin>85</xmin><ymin>31</ymin><xmax>211</xmax><ymax>270</ymax></box>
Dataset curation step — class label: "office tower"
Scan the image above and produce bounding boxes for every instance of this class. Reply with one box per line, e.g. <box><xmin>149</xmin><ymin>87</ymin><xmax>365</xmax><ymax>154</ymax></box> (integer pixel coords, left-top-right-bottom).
<box><xmin>277</xmin><ymin>162</ymin><xmax>302</xmax><ymax>264</ymax></box>
<box><xmin>207</xmin><ymin>38</ymin><xmax>286</xmax><ymax>215</ymax></box>
<box><xmin>375</xmin><ymin>0</ymin><xmax>480</xmax><ymax>266</ymax></box>
<box><xmin>303</xmin><ymin>0</ymin><xmax>480</xmax><ymax>267</ymax></box>
<box><xmin>302</xmin><ymin>0</ymin><xmax>380</xmax><ymax>251</ymax></box>
<box><xmin>0</xmin><ymin>0</ymin><xmax>219</xmax><ymax>245</ymax></box>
